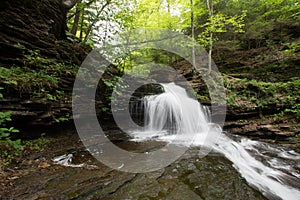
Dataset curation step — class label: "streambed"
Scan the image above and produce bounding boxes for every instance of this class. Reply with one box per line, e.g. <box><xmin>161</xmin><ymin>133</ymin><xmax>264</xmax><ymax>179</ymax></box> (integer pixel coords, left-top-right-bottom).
<box><xmin>1</xmin><ymin>129</ymin><xmax>268</xmax><ymax>200</ymax></box>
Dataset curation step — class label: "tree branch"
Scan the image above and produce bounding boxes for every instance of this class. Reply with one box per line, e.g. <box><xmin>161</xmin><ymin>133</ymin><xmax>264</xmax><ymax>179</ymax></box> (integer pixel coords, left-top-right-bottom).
<box><xmin>108</xmin><ymin>33</ymin><xmax>183</xmax><ymax>48</ymax></box>
<box><xmin>83</xmin><ymin>0</ymin><xmax>110</xmax><ymax>42</ymax></box>
<box><xmin>67</xmin><ymin>0</ymin><xmax>98</xmax><ymax>20</ymax></box>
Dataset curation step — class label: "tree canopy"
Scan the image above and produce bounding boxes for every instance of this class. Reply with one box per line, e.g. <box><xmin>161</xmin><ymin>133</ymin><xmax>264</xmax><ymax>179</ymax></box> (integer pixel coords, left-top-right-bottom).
<box><xmin>65</xmin><ymin>0</ymin><xmax>300</xmax><ymax>72</ymax></box>
<box><xmin>66</xmin><ymin>0</ymin><xmax>299</xmax><ymax>45</ymax></box>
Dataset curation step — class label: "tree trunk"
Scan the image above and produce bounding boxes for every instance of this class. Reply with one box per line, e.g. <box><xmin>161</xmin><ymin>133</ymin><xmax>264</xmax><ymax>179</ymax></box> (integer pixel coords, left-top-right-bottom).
<box><xmin>208</xmin><ymin>31</ymin><xmax>213</xmax><ymax>74</ymax></box>
<box><xmin>67</xmin><ymin>0</ymin><xmax>97</xmax><ymax>20</ymax></box>
<box><xmin>70</xmin><ymin>0</ymin><xmax>82</xmax><ymax>36</ymax></box>
<box><xmin>190</xmin><ymin>0</ymin><xmax>196</xmax><ymax>71</ymax></box>
<box><xmin>79</xmin><ymin>8</ymin><xmax>85</xmax><ymax>40</ymax></box>
<box><xmin>167</xmin><ymin>0</ymin><xmax>171</xmax><ymax>13</ymax></box>
<box><xmin>206</xmin><ymin>0</ymin><xmax>213</xmax><ymax>74</ymax></box>
<box><xmin>103</xmin><ymin>20</ymin><xmax>109</xmax><ymax>47</ymax></box>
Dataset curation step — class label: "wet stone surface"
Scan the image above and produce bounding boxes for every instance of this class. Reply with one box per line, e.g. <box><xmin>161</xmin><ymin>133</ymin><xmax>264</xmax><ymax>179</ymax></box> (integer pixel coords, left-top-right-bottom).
<box><xmin>0</xmin><ymin>131</ymin><xmax>266</xmax><ymax>200</ymax></box>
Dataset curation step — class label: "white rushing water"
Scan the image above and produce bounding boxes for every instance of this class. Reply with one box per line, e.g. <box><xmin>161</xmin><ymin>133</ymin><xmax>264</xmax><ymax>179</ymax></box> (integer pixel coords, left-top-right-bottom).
<box><xmin>53</xmin><ymin>154</ymin><xmax>98</xmax><ymax>169</ymax></box>
<box><xmin>130</xmin><ymin>82</ymin><xmax>300</xmax><ymax>200</ymax></box>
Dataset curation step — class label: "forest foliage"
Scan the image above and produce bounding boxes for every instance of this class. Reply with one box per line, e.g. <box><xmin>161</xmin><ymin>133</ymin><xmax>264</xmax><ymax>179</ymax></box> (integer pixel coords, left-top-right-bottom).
<box><xmin>66</xmin><ymin>0</ymin><xmax>300</xmax><ymax>112</ymax></box>
<box><xmin>67</xmin><ymin>0</ymin><xmax>300</xmax><ymax>50</ymax></box>
<box><xmin>65</xmin><ymin>0</ymin><xmax>300</xmax><ymax>77</ymax></box>
<box><xmin>65</xmin><ymin>0</ymin><xmax>300</xmax><ymax>123</ymax></box>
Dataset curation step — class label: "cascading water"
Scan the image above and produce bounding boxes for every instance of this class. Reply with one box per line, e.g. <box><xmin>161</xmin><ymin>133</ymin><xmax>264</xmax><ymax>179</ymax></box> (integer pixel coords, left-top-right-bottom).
<box><xmin>134</xmin><ymin>83</ymin><xmax>210</xmax><ymax>140</ymax></box>
<box><xmin>130</xmin><ymin>82</ymin><xmax>300</xmax><ymax>200</ymax></box>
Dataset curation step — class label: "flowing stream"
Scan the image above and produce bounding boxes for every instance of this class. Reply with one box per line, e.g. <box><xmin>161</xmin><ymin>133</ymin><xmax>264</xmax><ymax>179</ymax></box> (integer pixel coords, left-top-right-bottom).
<box><xmin>129</xmin><ymin>82</ymin><xmax>300</xmax><ymax>200</ymax></box>
<box><xmin>12</xmin><ymin>82</ymin><xmax>299</xmax><ymax>199</ymax></box>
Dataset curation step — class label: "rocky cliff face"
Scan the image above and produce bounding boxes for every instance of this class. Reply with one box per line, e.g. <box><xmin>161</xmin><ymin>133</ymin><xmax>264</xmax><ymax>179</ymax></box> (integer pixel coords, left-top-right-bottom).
<box><xmin>0</xmin><ymin>0</ymin><xmax>90</xmax><ymax>133</ymax></box>
<box><xmin>0</xmin><ymin>0</ymin><xmax>87</xmax><ymax>66</ymax></box>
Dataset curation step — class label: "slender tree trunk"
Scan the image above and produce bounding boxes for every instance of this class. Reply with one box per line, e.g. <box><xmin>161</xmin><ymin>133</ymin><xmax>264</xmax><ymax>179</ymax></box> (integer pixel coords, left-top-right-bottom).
<box><xmin>79</xmin><ymin>7</ymin><xmax>84</xmax><ymax>40</ymax></box>
<box><xmin>67</xmin><ymin>0</ymin><xmax>97</xmax><ymax>20</ymax></box>
<box><xmin>208</xmin><ymin>31</ymin><xmax>213</xmax><ymax>74</ymax></box>
<box><xmin>103</xmin><ymin>19</ymin><xmax>108</xmax><ymax>47</ymax></box>
<box><xmin>70</xmin><ymin>0</ymin><xmax>82</xmax><ymax>36</ymax></box>
<box><xmin>206</xmin><ymin>0</ymin><xmax>213</xmax><ymax>74</ymax></box>
<box><xmin>61</xmin><ymin>0</ymin><xmax>81</xmax><ymax>39</ymax></box>
<box><xmin>190</xmin><ymin>0</ymin><xmax>196</xmax><ymax>70</ymax></box>
<box><xmin>167</xmin><ymin>0</ymin><xmax>171</xmax><ymax>13</ymax></box>
<box><xmin>166</xmin><ymin>0</ymin><xmax>173</xmax><ymax>64</ymax></box>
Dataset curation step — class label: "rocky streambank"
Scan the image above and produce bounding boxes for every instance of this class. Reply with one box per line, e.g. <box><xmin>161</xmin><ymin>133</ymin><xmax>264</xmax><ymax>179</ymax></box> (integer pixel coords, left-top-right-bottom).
<box><xmin>0</xmin><ymin>128</ymin><xmax>266</xmax><ymax>200</ymax></box>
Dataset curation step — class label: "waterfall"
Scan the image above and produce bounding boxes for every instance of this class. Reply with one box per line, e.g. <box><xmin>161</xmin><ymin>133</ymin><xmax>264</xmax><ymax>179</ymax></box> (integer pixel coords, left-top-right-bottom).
<box><xmin>130</xmin><ymin>82</ymin><xmax>300</xmax><ymax>200</ymax></box>
<box><xmin>144</xmin><ymin>83</ymin><xmax>209</xmax><ymax>134</ymax></box>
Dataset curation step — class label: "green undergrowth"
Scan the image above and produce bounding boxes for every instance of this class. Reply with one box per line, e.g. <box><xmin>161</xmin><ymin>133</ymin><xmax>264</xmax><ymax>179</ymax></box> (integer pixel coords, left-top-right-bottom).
<box><xmin>0</xmin><ymin>87</ymin><xmax>22</xmax><ymax>166</ymax></box>
<box><xmin>0</xmin><ymin>47</ymin><xmax>77</xmax><ymax>167</ymax></box>
<box><xmin>0</xmin><ymin>88</ymin><xmax>49</xmax><ymax>167</ymax></box>
<box><xmin>0</xmin><ymin>133</ymin><xmax>50</xmax><ymax>167</ymax></box>
<box><xmin>0</xmin><ymin>110</ymin><xmax>49</xmax><ymax>167</ymax></box>
<box><xmin>0</xmin><ymin>118</ymin><xmax>50</xmax><ymax>167</ymax></box>
<box><xmin>283</xmin><ymin>40</ymin><xmax>300</xmax><ymax>53</ymax></box>
<box><xmin>0</xmin><ymin>112</ymin><xmax>22</xmax><ymax>167</ymax></box>
<box><xmin>23</xmin><ymin>133</ymin><xmax>49</xmax><ymax>152</ymax></box>
<box><xmin>224</xmin><ymin>75</ymin><xmax>300</xmax><ymax>119</ymax></box>
<box><xmin>0</xmin><ymin>47</ymin><xmax>78</xmax><ymax>101</ymax></box>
